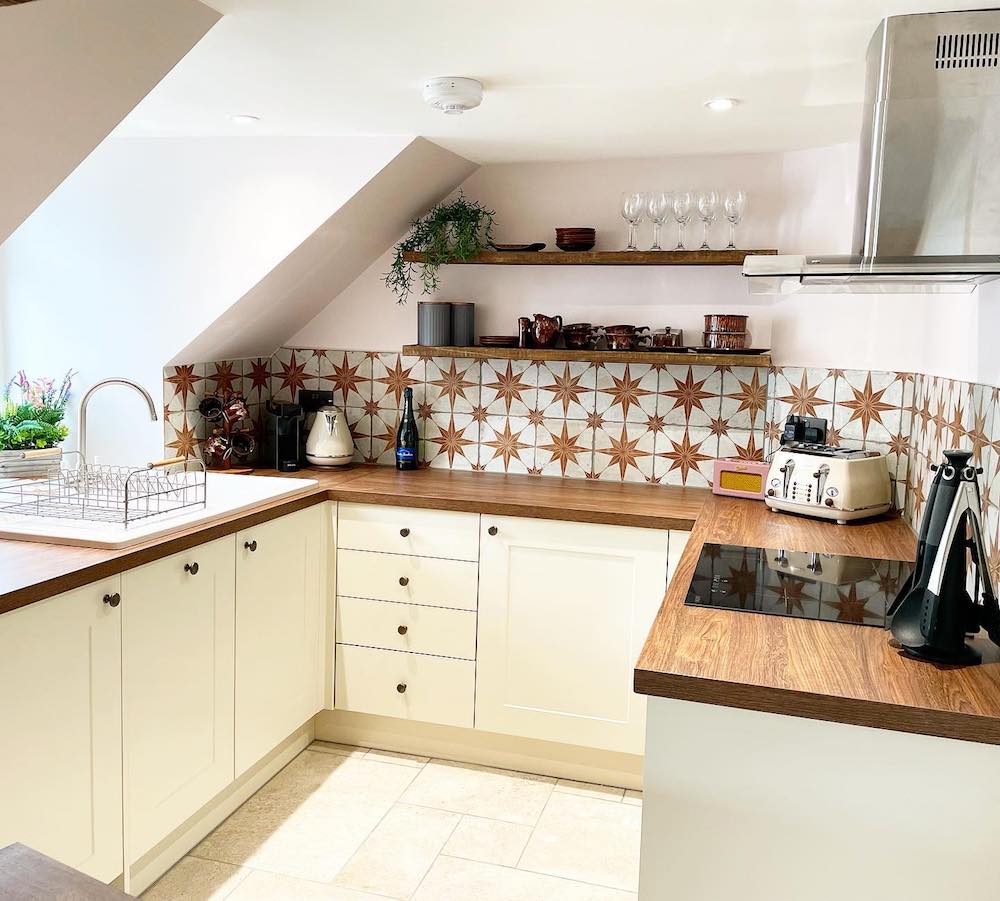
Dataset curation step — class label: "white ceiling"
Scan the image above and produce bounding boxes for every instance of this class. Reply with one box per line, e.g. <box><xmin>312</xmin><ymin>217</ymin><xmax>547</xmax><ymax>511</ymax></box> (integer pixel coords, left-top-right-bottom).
<box><xmin>119</xmin><ymin>0</ymin><xmax>989</xmax><ymax>162</ymax></box>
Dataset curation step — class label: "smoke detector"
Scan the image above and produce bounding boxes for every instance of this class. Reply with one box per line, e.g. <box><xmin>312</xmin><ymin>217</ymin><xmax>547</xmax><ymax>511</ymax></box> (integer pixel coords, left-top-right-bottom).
<box><xmin>422</xmin><ymin>77</ymin><xmax>483</xmax><ymax>115</ymax></box>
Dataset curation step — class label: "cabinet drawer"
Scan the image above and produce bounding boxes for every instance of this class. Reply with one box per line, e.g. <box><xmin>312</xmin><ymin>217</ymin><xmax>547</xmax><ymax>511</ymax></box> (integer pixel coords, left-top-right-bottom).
<box><xmin>337</xmin><ymin>595</ymin><xmax>476</xmax><ymax>660</ymax></box>
<box><xmin>335</xmin><ymin>644</ymin><xmax>475</xmax><ymax>728</ymax></box>
<box><xmin>338</xmin><ymin>549</ymin><xmax>478</xmax><ymax>610</ymax></box>
<box><xmin>338</xmin><ymin>502</ymin><xmax>479</xmax><ymax>561</ymax></box>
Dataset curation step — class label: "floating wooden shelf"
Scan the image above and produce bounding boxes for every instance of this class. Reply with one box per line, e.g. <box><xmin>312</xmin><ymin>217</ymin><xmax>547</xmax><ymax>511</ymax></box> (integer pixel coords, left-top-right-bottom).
<box><xmin>401</xmin><ymin>249</ymin><xmax>776</xmax><ymax>266</ymax></box>
<box><xmin>403</xmin><ymin>345</ymin><xmax>771</xmax><ymax>368</ymax></box>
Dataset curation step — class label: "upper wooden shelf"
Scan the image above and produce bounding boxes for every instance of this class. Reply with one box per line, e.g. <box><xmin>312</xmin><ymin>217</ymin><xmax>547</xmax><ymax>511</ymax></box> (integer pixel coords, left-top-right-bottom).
<box><xmin>401</xmin><ymin>249</ymin><xmax>776</xmax><ymax>266</ymax></box>
<box><xmin>403</xmin><ymin>345</ymin><xmax>771</xmax><ymax>368</ymax></box>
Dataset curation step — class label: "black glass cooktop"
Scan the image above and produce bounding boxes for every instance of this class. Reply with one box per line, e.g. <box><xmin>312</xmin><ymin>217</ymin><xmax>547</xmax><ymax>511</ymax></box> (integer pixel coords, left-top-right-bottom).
<box><xmin>684</xmin><ymin>543</ymin><xmax>915</xmax><ymax>627</ymax></box>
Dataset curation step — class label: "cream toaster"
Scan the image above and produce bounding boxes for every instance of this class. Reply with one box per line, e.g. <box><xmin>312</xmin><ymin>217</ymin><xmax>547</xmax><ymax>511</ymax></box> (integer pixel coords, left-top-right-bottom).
<box><xmin>764</xmin><ymin>442</ymin><xmax>892</xmax><ymax>524</ymax></box>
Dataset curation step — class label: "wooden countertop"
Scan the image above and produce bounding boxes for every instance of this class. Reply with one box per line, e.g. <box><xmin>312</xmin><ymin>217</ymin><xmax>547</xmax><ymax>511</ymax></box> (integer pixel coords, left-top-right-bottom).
<box><xmin>634</xmin><ymin>494</ymin><xmax>1000</xmax><ymax>746</ymax></box>
<box><xmin>0</xmin><ymin>465</ymin><xmax>707</xmax><ymax>616</ymax></box>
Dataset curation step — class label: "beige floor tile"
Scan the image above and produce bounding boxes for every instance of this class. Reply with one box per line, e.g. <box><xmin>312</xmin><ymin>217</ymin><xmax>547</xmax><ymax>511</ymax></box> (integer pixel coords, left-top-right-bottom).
<box><xmin>400</xmin><ymin>759</ymin><xmax>555</xmax><ymax>825</ymax></box>
<box><xmin>309</xmin><ymin>740</ymin><xmax>370</xmax><ymax>758</ymax></box>
<box><xmin>441</xmin><ymin>814</ymin><xmax>533</xmax><ymax>866</ymax></box>
<box><xmin>555</xmin><ymin>779</ymin><xmax>625</xmax><ymax>801</ymax></box>
<box><xmin>518</xmin><ymin>791</ymin><xmax>641</xmax><ymax>892</ymax></box>
<box><xmin>192</xmin><ymin>753</ymin><xmax>417</xmax><ymax>882</ymax></box>
<box><xmin>412</xmin><ymin>855</ymin><xmax>638</xmax><ymax>901</ymax></box>
<box><xmin>364</xmin><ymin>747</ymin><xmax>430</xmax><ymax>768</ymax></box>
<box><xmin>228</xmin><ymin>871</ymin><xmax>386</xmax><ymax>900</ymax></box>
<box><xmin>334</xmin><ymin>803</ymin><xmax>460</xmax><ymax>898</ymax></box>
<box><xmin>142</xmin><ymin>856</ymin><xmax>248</xmax><ymax>900</ymax></box>
<box><xmin>623</xmin><ymin>790</ymin><xmax>642</xmax><ymax>806</ymax></box>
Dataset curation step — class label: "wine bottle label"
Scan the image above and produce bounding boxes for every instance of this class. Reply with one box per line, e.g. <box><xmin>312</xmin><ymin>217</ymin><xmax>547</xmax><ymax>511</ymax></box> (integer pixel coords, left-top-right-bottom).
<box><xmin>396</xmin><ymin>447</ymin><xmax>417</xmax><ymax>463</ymax></box>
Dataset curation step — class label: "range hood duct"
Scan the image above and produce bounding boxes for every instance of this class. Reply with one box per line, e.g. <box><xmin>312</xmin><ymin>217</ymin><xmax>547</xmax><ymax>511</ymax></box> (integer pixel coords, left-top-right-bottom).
<box><xmin>745</xmin><ymin>8</ymin><xmax>1000</xmax><ymax>293</ymax></box>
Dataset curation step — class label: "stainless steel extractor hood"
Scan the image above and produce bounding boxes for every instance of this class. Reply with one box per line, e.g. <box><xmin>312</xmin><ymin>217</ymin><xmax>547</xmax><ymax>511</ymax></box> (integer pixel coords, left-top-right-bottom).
<box><xmin>745</xmin><ymin>8</ymin><xmax>1000</xmax><ymax>293</ymax></box>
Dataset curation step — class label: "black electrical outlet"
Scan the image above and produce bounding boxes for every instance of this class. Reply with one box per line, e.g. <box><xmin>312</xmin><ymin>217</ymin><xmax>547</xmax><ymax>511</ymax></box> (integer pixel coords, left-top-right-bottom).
<box><xmin>298</xmin><ymin>388</ymin><xmax>338</xmax><ymax>413</ymax></box>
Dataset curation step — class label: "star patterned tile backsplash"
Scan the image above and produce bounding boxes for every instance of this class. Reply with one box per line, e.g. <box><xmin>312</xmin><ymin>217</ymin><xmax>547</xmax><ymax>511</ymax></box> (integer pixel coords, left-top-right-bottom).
<box><xmin>163</xmin><ymin>349</ymin><xmax>1000</xmax><ymax>584</ymax></box>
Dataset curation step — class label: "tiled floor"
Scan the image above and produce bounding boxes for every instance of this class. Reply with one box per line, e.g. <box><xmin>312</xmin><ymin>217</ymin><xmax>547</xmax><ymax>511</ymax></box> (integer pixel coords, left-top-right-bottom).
<box><xmin>142</xmin><ymin>741</ymin><xmax>642</xmax><ymax>901</ymax></box>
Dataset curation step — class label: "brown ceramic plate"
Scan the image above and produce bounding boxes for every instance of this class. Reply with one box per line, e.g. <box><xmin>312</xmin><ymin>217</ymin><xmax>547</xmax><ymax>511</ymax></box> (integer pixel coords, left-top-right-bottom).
<box><xmin>478</xmin><ymin>336</ymin><xmax>519</xmax><ymax>347</ymax></box>
<box><xmin>490</xmin><ymin>242</ymin><xmax>546</xmax><ymax>252</ymax></box>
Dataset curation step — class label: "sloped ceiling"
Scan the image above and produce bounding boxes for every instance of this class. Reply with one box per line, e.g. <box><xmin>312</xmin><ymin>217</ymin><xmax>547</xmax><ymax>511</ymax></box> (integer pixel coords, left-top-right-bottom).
<box><xmin>172</xmin><ymin>137</ymin><xmax>477</xmax><ymax>363</ymax></box>
<box><xmin>0</xmin><ymin>0</ymin><xmax>220</xmax><ymax>244</ymax></box>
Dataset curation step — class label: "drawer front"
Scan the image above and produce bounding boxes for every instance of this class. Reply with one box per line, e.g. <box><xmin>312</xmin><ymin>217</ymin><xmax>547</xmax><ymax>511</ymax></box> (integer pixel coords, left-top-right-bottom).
<box><xmin>337</xmin><ymin>595</ymin><xmax>476</xmax><ymax>660</ymax></box>
<box><xmin>338</xmin><ymin>549</ymin><xmax>478</xmax><ymax>611</ymax></box>
<box><xmin>338</xmin><ymin>502</ymin><xmax>479</xmax><ymax>561</ymax></box>
<box><xmin>334</xmin><ymin>644</ymin><xmax>475</xmax><ymax>728</ymax></box>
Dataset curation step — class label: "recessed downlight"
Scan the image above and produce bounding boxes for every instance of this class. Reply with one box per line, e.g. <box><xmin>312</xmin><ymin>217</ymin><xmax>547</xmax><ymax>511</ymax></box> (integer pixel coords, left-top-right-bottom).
<box><xmin>230</xmin><ymin>114</ymin><xmax>261</xmax><ymax>124</ymax></box>
<box><xmin>703</xmin><ymin>97</ymin><xmax>740</xmax><ymax>112</ymax></box>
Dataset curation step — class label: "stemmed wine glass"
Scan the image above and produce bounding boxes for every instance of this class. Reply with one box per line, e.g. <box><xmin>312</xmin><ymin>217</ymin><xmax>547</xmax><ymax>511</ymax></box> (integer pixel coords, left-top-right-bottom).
<box><xmin>620</xmin><ymin>191</ymin><xmax>645</xmax><ymax>251</ymax></box>
<box><xmin>646</xmin><ymin>191</ymin><xmax>672</xmax><ymax>251</ymax></box>
<box><xmin>724</xmin><ymin>189</ymin><xmax>747</xmax><ymax>249</ymax></box>
<box><xmin>671</xmin><ymin>191</ymin><xmax>693</xmax><ymax>250</ymax></box>
<box><xmin>696</xmin><ymin>189</ymin><xmax>720</xmax><ymax>250</ymax></box>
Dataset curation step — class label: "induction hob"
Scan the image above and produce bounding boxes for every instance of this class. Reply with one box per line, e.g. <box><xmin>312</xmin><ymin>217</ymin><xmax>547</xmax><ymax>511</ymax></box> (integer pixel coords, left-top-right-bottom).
<box><xmin>684</xmin><ymin>543</ymin><xmax>915</xmax><ymax>627</ymax></box>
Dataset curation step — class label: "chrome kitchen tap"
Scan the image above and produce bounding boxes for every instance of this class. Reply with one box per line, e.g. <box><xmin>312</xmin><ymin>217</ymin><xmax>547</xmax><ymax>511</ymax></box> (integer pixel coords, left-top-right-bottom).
<box><xmin>77</xmin><ymin>378</ymin><xmax>158</xmax><ymax>466</ymax></box>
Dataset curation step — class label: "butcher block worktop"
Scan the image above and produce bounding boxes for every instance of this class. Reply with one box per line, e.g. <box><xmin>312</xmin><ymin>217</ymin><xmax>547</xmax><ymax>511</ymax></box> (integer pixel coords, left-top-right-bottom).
<box><xmin>634</xmin><ymin>493</ymin><xmax>1000</xmax><ymax>746</ymax></box>
<box><xmin>0</xmin><ymin>465</ymin><xmax>707</xmax><ymax>615</ymax></box>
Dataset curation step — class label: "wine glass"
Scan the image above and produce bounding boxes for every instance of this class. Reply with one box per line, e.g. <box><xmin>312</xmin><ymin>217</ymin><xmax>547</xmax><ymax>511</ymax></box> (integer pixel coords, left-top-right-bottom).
<box><xmin>696</xmin><ymin>189</ymin><xmax>720</xmax><ymax>250</ymax></box>
<box><xmin>724</xmin><ymin>189</ymin><xmax>747</xmax><ymax>249</ymax></box>
<box><xmin>671</xmin><ymin>191</ymin><xmax>693</xmax><ymax>250</ymax></box>
<box><xmin>646</xmin><ymin>191</ymin><xmax>671</xmax><ymax>251</ymax></box>
<box><xmin>620</xmin><ymin>191</ymin><xmax>645</xmax><ymax>251</ymax></box>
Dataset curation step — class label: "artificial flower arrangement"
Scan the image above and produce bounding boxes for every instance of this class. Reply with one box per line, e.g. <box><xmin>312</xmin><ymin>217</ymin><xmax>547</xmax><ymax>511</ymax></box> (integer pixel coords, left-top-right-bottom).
<box><xmin>0</xmin><ymin>370</ymin><xmax>75</xmax><ymax>451</ymax></box>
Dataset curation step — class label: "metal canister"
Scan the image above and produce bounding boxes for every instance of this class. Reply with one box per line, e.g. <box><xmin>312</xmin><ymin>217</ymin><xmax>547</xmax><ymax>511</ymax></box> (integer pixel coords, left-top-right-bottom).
<box><xmin>451</xmin><ymin>302</ymin><xmax>475</xmax><ymax>347</ymax></box>
<box><xmin>417</xmin><ymin>301</ymin><xmax>452</xmax><ymax>346</ymax></box>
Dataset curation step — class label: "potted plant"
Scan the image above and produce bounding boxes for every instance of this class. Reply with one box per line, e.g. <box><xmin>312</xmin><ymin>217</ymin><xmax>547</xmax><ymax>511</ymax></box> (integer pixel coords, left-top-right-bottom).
<box><xmin>385</xmin><ymin>193</ymin><xmax>495</xmax><ymax>304</ymax></box>
<box><xmin>0</xmin><ymin>370</ymin><xmax>75</xmax><ymax>477</ymax></box>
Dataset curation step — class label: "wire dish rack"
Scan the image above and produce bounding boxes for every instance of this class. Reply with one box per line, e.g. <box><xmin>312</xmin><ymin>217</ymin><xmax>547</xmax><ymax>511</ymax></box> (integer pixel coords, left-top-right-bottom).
<box><xmin>0</xmin><ymin>454</ymin><xmax>207</xmax><ymax>528</ymax></box>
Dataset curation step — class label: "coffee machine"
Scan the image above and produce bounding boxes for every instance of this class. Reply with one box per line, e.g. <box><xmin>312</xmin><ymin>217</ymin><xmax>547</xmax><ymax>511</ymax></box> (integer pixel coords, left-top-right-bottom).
<box><xmin>262</xmin><ymin>402</ymin><xmax>304</xmax><ymax>472</ymax></box>
<box><xmin>890</xmin><ymin>449</ymin><xmax>1000</xmax><ymax>664</ymax></box>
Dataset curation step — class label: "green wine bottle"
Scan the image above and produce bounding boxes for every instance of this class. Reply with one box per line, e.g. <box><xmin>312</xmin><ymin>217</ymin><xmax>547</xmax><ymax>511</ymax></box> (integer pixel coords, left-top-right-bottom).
<box><xmin>395</xmin><ymin>386</ymin><xmax>419</xmax><ymax>471</ymax></box>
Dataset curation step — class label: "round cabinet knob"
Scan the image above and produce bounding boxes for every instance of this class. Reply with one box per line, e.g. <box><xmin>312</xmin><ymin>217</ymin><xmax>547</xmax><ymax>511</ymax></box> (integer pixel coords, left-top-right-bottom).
<box><xmin>184</xmin><ymin>562</ymin><xmax>199</xmax><ymax>575</ymax></box>
<box><xmin>399</xmin><ymin>576</ymin><xmax>409</xmax><ymax>587</ymax></box>
<box><xmin>244</xmin><ymin>539</ymin><xmax>258</xmax><ymax>552</ymax></box>
<box><xmin>396</xmin><ymin>682</ymin><xmax>407</xmax><ymax>694</ymax></box>
<box><xmin>397</xmin><ymin>625</ymin><xmax>408</xmax><ymax>635</ymax></box>
<box><xmin>488</xmin><ymin>526</ymin><xmax>498</xmax><ymax>536</ymax></box>
<box><xmin>399</xmin><ymin>528</ymin><xmax>410</xmax><ymax>538</ymax></box>
<box><xmin>103</xmin><ymin>592</ymin><xmax>121</xmax><ymax>608</ymax></box>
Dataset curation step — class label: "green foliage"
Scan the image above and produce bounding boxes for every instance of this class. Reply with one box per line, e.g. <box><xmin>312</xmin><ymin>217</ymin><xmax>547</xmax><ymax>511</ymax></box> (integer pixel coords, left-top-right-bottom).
<box><xmin>385</xmin><ymin>193</ymin><xmax>495</xmax><ymax>304</ymax></box>
<box><xmin>0</xmin><ymin>370</ymin><xmax>74</xmax><ymax>451</ymax></box>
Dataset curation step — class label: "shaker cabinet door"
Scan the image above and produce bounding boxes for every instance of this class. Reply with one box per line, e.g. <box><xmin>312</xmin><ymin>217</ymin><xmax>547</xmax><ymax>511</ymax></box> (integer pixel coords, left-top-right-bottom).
<box><xmin>0</xmin><ymin>578</ymin><xmax>123</xmax><ymax>882</ymax></box>
<box><xmin>476</xmin><ymin>515</ymin><xmax>667</xmax><ymax>754</ymax></box>
<box><xmin>235</xmin><ymin>502</ymin><xmax>329</xmax><ymax>775</ymax></box>
<box><xmin>122</xmin><ymin>536</ymin><xmax>236</xmax><ymax>861</ymax></box>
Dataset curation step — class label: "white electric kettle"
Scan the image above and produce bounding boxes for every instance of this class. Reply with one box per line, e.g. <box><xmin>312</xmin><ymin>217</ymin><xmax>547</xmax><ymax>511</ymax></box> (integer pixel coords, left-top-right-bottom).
<box><xmin>305</xmin><ymin>405</ymin><xmax>354</xmax><ymax>467</ymax></box>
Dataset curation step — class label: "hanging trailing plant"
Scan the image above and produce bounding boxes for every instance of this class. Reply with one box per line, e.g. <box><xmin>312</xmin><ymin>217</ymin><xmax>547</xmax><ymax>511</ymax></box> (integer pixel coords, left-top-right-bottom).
<box><xmin>385</xmin><ymin>193</ymin><xmax>495</xmax><ymax>304</ymax></box>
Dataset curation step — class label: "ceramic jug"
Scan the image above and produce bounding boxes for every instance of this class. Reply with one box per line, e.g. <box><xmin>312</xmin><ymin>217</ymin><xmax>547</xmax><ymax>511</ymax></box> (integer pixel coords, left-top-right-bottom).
<box><xmin>531</xmin><ymin>313</ymin><xmax>563</xmax><ymax>349</ymax></box>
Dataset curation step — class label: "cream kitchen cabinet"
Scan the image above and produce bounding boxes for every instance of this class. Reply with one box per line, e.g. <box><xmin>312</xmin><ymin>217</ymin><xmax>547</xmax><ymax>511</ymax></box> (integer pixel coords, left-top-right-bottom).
<box><xmin>0</xmin><ymin>577</ymin><xmax>124</xmax><ymax>882</ymax></box>
<box><xmin>122</xmin><ymin>535</ymin><xmax>236</xmax><ymax>860</ymax></box>
<box><xmin>235</xmin><ymin>502</ymin><xmax>329</xmax><ymax>775</ymax></box>
<box><xmin>476</xmin><ymin>515</ymin><xmax>669</xmax><ymax>755</ymax></box>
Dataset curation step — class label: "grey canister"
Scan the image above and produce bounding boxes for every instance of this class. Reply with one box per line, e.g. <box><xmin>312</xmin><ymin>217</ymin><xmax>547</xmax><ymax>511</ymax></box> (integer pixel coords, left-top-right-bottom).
<box><xmin>417</xmin><ymin>301</ymin><xmax>452</xmax><ymax>346</ymax></box>
<box><xmin>451</xmin><ymin>302</ymin><xmax>475</xmax><ymax>347</ymax></box>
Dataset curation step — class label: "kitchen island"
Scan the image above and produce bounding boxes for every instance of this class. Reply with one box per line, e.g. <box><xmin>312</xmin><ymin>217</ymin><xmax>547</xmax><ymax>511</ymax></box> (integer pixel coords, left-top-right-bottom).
<box><xmin>633</xmin><ymin>494</ymin><xmax>1000</xmax><ymax>901</ymax></box>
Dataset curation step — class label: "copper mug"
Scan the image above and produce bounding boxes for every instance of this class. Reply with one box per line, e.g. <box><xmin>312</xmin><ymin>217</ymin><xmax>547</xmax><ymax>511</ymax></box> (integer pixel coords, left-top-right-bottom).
<box><xmin>531</xmin><ymin>313</ymin><xmax>563</xmax><ymax>349</ymax></box>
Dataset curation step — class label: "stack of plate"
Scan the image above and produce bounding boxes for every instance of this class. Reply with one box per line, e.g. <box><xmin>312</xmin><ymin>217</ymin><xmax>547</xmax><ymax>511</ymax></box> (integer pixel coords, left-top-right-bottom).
<box><xmin>478</xmin><ymin>336</ymin><xmax>519</xmax><ymax>348</ymax></box>
<box><xmin>555</xmin><ymin>227</ymin><xmax>596</xmax><ymax>251</ymax></box>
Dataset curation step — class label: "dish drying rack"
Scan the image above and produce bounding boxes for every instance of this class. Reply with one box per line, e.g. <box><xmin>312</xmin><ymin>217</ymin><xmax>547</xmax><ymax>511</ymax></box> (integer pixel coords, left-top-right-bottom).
<box><xmin>0</xmin><ymin>453</ymin><xmax>207</xmax><ymax>528</ymax></box>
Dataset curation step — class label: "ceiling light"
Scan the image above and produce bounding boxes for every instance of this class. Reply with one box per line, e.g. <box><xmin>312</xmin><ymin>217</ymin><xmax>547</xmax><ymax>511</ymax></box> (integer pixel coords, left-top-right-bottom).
<box><xmin>231</xmin><ymin>114</ymin><xmax>261</xmax><ymax>124</ymax></box>
<box><xmin>703</xmin><ymin>97</ymin><xmax>740</xmax><ymax>112</ymax></box>
<box><xmin>422</xmin><ymin>77</ymin><xmax>483</xmax><ymax>115</ymax></box>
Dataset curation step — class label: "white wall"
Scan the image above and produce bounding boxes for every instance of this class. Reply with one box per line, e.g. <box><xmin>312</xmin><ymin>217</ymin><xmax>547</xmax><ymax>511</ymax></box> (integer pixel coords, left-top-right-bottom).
<box><xmin>0</xmin><ymin>134</ymin><xmax>410</xmax><ymax>464</ymax></box>
<box><xmin>291</xmin><ymin>143</ymin><xmax>988</xmax><ymax>384</ymax></box>
<box><xmin>0</xmin><ymin>0</ymin><xmax>219</xmax><ymax>246</ymax></box>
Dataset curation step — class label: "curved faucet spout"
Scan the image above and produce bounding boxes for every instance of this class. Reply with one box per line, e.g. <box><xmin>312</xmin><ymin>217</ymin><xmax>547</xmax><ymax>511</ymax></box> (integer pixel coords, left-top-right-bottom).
<box><xmin>77</xmin><ymin>378</ymin><xmax>159</xmax><ymax>466</ymax></box>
